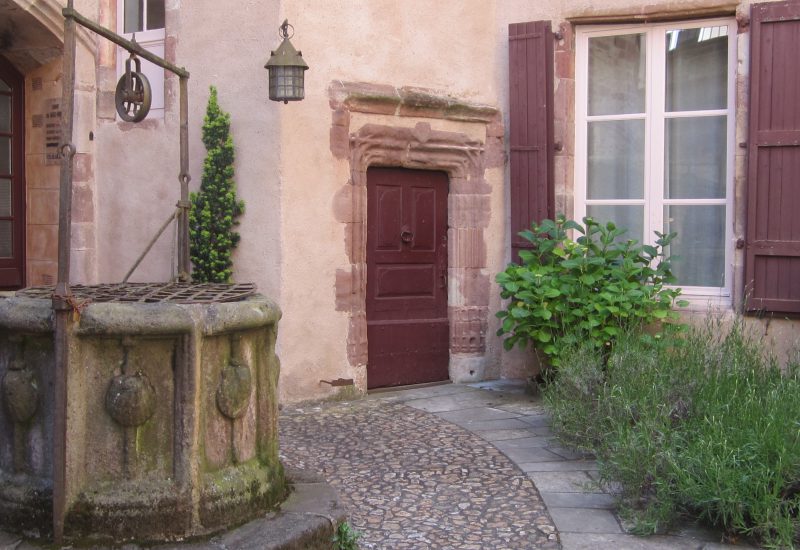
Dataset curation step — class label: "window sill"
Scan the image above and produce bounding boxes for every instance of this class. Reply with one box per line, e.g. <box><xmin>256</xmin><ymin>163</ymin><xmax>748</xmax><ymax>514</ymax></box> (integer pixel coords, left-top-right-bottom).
<box><xmin>677</xmin><ymin>294</ymin><xmax>733</xmax><ymax>313</ymax></box>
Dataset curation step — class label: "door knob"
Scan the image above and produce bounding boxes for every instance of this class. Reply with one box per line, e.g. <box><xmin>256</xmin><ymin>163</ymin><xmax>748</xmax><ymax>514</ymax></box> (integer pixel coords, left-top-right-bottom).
<box><xmin>400</xmin><ymin>226</ymin><xmax>413</xmax><ymax>243</ymax></box>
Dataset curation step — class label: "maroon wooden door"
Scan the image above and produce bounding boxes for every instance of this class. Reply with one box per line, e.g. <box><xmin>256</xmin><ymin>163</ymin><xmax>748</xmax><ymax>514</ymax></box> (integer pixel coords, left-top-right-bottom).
<box><xmin>366</xmin><ymin>167</ymin><xmax>449</xmax><ymax>389</ymax></box>
<box><xmin>0</xmin><ymin>57</ymin><xmax>25</xmax><ymax>289</ymax></box>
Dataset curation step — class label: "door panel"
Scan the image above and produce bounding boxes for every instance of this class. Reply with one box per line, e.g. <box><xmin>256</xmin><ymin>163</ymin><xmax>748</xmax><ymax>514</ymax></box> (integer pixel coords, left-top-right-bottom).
<box><xmin>366</xmin><ymin>167</ymin><xmax>448</xmax><ymax>389</ymax></box>
<box><xmin>375</xmin><ymin>264</ymin><xmax>435</xmax><ymax>298</ymax></box>
<box><xmin>0</xmin><ymin>57</ymin><xmax>24</xmax><ymax>289</ymax></box>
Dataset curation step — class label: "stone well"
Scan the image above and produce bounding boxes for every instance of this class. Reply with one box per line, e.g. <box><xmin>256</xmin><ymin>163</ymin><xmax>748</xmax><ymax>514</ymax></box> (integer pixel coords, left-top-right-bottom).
<box><xmin>0</xmin><ymin>293</ymin><xmax>285</xmax><ymax>543</ymax></box>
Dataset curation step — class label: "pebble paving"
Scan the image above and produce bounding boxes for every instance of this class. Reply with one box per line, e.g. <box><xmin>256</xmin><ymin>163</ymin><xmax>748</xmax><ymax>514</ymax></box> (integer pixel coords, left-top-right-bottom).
<box><xmin>279</xmin><ymin>397</ymin><xmax>560</xmax><ymax>550</ymax></box>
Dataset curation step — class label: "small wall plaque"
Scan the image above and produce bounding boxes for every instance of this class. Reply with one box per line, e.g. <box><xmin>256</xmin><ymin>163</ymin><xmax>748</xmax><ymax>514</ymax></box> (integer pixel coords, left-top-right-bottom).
<box><xmin>44</xmin><ymin>98</ymin><xmax>62</xmax><ymax>165</ymax></box>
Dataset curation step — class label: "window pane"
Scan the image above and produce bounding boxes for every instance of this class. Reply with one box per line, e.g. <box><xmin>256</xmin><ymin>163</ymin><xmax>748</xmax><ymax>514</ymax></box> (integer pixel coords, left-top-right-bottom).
<box><xmin>665</xmin><ymin>205</ymin><xmax>725</xmax><ymax>287</ymax></box>
<box><xmin>146</xmin><ymin>0</ymin><xmax>165</xmax><ymax>30</ymax></box>
<box><xmin>0</xmin><ymin>220</ymin><xmax>11</xmax><ymax>258</ymax></box>
<box><xmin>587</xmin><ymin>204</ymin><xmax>644</xmax><ymax>243</ymax></box>
<box><xmin>0</xmin><ymin>78</ymin><xmax>9</xmax><ymax>92</ymax></box>
<box><xmin>124</xmin><ymin>0</ymin><xmax>143</xmax><ymax>33</ymax></box>
<box><xmin>0</xmin><ymin>178</ymin><xmax>11</xmax><ymax>217</ymax></box>
<box><xmin>588</xmin><ymin>120</ymin><xmax>645</xmax><ymax>199</ymax></box>
<box><xmin>665</xmin><ymin>116</ymin><xmax>727</xmax><ymax>199</ymax></box>
<box><xmin>589</xmin><ymin>34</ymin><xmax>646</xmax><ymax>115</ymax></box>
<box><xmin>666</xmin><ymin>26</ymin><xmax>728</xmax><ymax>112</ymax></box>
<box><xmin>0</xmin><ymin>136</ymin><xmax>10</xmax><ymax>174</ymax></box>
<box><xmin>0</xmin><ymin>94</ymin><xmax>10</xmax><ymax>133</ymax></box>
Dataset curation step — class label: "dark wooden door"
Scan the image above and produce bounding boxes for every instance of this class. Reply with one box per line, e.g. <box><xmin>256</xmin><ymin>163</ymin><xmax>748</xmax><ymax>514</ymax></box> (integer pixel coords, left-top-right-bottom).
<box><xmin>0</xmin><ymin>57</ymin><xmax>25</xmax><ymax>289</ymax></box>
<box><xmin>366</xmin><ymin>167</ymin><xmax>449</xmax><ymax>389</ymax></box>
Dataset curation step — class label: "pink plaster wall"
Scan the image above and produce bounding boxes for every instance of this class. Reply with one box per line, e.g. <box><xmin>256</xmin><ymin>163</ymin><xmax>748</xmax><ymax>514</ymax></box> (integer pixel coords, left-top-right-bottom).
<box><xmin>17</xmin><ymin>0</ymin><xmax>795</xmax><ymax>403</ymax></box>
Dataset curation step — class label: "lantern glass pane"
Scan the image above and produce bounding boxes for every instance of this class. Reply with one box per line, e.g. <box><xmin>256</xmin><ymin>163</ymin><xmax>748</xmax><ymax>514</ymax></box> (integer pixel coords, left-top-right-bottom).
<box><xmin>269</xmin><ymin>66</ymin><xmax>305</xmax><ymax>101</ymax></box>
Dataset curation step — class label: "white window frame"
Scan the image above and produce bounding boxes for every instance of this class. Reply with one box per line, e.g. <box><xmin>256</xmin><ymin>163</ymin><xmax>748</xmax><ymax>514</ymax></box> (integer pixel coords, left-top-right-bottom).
<box><xmin>574</xmin><ymin>18</ymin><xmax>737</xmax><ymax>307</ymax></box>
<box><xmin>116</xmin><ymin>0</ymin><xmax>166</xmax><ymax>120</ymax></box>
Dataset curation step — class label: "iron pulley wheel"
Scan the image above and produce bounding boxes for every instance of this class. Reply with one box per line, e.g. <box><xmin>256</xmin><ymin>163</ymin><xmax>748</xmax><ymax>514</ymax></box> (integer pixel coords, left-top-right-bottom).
<box><xmin>115</xmin><ymin>68</ymin><xmax>152</xmax><ymax>122</ymax></box>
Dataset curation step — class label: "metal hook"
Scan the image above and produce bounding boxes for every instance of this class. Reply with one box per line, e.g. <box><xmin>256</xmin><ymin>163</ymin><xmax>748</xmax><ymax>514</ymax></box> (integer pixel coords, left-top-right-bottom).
<box><xmin>60</xmin><ymin>143</ymin><xmax>76</xmax><ymax>159</ymax></box>
<box><xmin>279</xmin><ymin>19</ymin><xmax>294</xmax><ymax>39</ymax></box>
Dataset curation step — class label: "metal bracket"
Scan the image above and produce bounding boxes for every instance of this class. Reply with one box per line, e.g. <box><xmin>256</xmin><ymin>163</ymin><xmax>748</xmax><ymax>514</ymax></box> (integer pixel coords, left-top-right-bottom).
<box><xmin>319</xmin><ymin>378</ymin><xmax>355</xmax><ymax>387</ymax></box>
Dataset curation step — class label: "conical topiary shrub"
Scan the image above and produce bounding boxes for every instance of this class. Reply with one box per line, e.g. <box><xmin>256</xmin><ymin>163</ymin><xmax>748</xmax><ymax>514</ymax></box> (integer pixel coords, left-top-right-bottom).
<box><xmin>189</xmin><ymin>86</ymin><xmax>244</xmax><ymax>283</ymax></box>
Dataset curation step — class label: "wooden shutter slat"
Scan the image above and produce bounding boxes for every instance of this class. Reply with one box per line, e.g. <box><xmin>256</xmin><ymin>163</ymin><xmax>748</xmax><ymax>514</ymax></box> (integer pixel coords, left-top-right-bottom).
<box><xmin>748</xmin><ymin>241</ymin><xmax>800</xmax><ymax>255</ymax></box>
<box><xmin>756</xmin><ymin>130</ymin><xmax>800</xmax><ymax>146</ymax></box>
<box><xmin>745</xmin><ymin>0</ymin><xmax>800</xmax><ymax>313</ymax></box>
<box><xmin>510</xmin><ymin>33</ymin><xmax>545</xmax><ymax>41</ymax></box>
<box><xmin>508</xmin><ymin>20</ymin><xmax>554</xmax><ymax>261</ymax></box>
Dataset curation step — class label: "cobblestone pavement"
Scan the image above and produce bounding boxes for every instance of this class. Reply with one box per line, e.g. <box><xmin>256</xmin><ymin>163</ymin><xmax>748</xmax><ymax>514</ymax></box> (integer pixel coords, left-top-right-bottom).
<box><xmin>279</xmin><ymin>387</ymin><xmax>560</xmax><ymax>550</ymax></box>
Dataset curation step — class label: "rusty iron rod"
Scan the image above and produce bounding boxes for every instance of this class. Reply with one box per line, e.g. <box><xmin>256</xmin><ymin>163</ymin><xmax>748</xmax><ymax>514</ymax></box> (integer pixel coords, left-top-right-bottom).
<box><xmin>63</xmin><ymin>5</ymin><xmax>192</xmax><ymax>281</ymax></box>
<box><xmin>53</xmin><ymin>1</ymin><xmax>78</xmax><ymax>544</ymax></box>
<box><xmin>178</xmin><ymin>76</ymin><xmax>191</xmax><ymax>280</ymax></box>
<box><xmin>62</xmin><ymin>6</ymin><xmax>189</xmax><ymax>78</ymax></box>
<box><xmin>122</xmin><ymin>207</ymin><xmax>180</xmax><ymax>283</ymax></box>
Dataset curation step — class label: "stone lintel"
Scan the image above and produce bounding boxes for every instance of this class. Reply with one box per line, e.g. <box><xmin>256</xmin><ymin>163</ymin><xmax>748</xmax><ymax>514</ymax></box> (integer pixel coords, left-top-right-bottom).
<box><xmin>565</xmin><ymin>2</ymin><xmax>736</xmax><ymax>24</ymax></box>
<box><xmin>329</xmin><ymin>81</ymin><xmax>499</xmax><ymax>123</ymax></box>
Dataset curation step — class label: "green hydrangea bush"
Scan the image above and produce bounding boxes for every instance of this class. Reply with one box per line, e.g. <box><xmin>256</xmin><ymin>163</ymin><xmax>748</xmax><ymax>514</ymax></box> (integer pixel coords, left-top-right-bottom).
<box><xmin>495</xmin><ymin>215</ymin><xmax>687</xmax><ymax>366</ymax></box>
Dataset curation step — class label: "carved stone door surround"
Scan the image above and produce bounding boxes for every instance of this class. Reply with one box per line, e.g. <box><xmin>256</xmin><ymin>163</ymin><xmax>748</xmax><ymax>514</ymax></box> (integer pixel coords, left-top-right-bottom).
<box><xmin>330</xmin><ymin>82</ymin><xmax>505</xmax><ymax>388</ymax></box>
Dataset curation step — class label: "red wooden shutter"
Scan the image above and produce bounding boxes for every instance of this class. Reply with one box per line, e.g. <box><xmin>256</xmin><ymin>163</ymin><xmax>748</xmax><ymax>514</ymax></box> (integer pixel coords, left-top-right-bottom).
<box><xmin>745</xmin><ymin>1</ymin><xmax>800</xmax><ymax>313</ymax></box>
<box><xmin>508</xmin><ymin>21</ymin><xmax>555</xmax><ymax>262</ymax></box>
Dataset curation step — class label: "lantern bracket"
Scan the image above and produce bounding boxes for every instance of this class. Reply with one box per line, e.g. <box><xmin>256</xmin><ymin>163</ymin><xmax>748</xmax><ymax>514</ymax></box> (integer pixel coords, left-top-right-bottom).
<box><xmin>279</xmin><ymin>19</ymin><xmax>294</xmax><ymax>39</ymax></box>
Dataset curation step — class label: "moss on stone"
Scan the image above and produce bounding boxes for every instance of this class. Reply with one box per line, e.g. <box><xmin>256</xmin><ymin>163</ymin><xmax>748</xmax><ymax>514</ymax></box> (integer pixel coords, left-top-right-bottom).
<box><xmin>199</xmin><ymin>460</ymin><xmax>288</xmax><ymax>532</ymax></box>
<box><xmin>330</xmin><ymin>384</ymin><xmax>363</xmax><ymax>402</ymax></box>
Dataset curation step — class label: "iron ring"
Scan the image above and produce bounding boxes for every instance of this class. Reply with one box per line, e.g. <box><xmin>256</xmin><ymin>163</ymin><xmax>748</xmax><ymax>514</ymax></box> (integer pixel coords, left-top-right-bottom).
<box><xmin>60</xmin><ymin>143</ymin><xmax>77</xmax><ymax>159</ymax></box>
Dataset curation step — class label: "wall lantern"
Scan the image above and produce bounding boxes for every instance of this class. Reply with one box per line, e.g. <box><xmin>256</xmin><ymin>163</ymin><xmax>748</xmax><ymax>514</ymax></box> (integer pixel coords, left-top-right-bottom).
<box><xmin>265</xmin><ymin>20</ymin><xmax>309</xmax><ymax>103</ymax></box>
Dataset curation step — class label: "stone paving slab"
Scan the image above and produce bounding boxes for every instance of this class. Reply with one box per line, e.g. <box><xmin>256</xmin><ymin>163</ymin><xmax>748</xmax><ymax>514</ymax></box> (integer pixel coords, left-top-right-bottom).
<box><xmin>547</xmin><ymin>446</ymin><xmax>594</xmax><ymax>461</ymax></box>
<box><xmin>516</xmin><ymin>414</ymin><xmax>555</xmax><ymax>426</ymax></box>
<box><xmin>404</xmin><ymin>390</ymin><xmax>518</xmax><ymax>413</ymax></box>
<box><xmin>526</xmin><ymin>471</ymin><xmax>600</xmax><ymax>494</ymax></box>
<box><xmin>519</xmin><ymin>460</ymin><xmax>599</xmax><ymax>472</ymax></box>
<box><xmin>493</xmin><ymin>402</ymin><xmax>550</xmax><ymax>416</ymax></box>
<box><xmin>499</xmin><ymin>446</ymin><xmax>566</xmax><ymax>464</ymax></box>
<box><xmin>366</xmin><ymin>382</ymin><xmax>476</xmax><ymax>402</ymax></box>
<box><xmin>559</xmin><ymin>532</ymin><xmax>701</xmax><ymax>549</ymax></box>
<box><xmin>492</xmin><ymin>436</ymin><xmax>555</xmax><ymax>450</ymax></box>
<box><xmin>474</xmin><ymin>428</ymin><xmax>543</xmax><ymax>441</ymax></box>
<box><xmin>540</xmin><ymin>492</ymin><xmax>616</xmax><ymax>509</ymax></box>
<box><xmin>434</xmin><ymin>406</ymin><xmax>521</xmax><ymax>424</ymax></box>
<box><xmin>548</xmin><ymin>507</ymin><xmax>622</xmax><ymax>534</ymax></box>
<box><xmin>447</xmin><ymin>417</ymin><xmax>534</xmax><ymax>431</ymax></box>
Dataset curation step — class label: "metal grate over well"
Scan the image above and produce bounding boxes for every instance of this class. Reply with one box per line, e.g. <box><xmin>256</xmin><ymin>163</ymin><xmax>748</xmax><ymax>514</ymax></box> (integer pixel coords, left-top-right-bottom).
<box><xmin>17</xmin><ymin>282</ymin><xmax>257</xmax><ymax>304</ymax></box>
